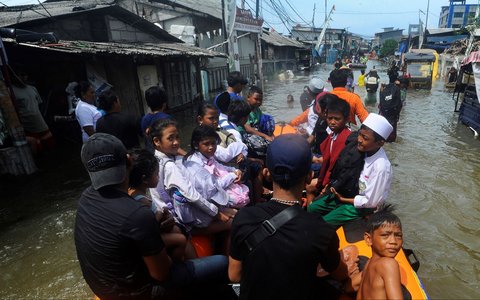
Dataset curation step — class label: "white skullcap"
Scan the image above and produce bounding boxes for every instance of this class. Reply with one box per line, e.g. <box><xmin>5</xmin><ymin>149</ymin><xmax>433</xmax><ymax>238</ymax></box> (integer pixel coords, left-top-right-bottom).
<box><xmin>308</xmin><ymin>77</ymin><xmax>325</xmax><ymax>94</ymax></box>
<box><xmin>362</xmin><ymin>113</ymin><xmax>393</xmax><ymax>140</ymax></box>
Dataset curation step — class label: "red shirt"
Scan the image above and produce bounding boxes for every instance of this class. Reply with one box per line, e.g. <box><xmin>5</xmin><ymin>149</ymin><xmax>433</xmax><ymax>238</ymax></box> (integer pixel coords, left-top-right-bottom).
<box><xmin>317</xmin><ymin>127</ymin><xmax>352</xmax><ymax>187</ymax></box>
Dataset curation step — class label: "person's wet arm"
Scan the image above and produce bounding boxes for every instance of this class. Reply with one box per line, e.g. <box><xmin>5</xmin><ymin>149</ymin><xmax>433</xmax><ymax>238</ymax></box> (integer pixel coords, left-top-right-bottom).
<box><xmin>228</xmin><ymin>256</ymin><xmax>242</xmax><ymax>282</ymax></box>
<box><xmin>355</xmin><ymin>101</ymin><xmax>369</xmax><ymax>123</ymax></box>
<box><xmin>143</xmin><ymin>249</ymin><xmax>172</xmax><ymax>282</ymax></box>
<box><xmin>380</xmin><ymin>259</ymin><xmax>403</xmax><ymax>300</ymax></box>
<box><xmin>83</xmin><ymin>125</ymin><xmax>95</xmax><ymax>137</ymax></box>
<box><xmin>244</xmin><ymin>123</ymin><xmax>273</xmax><ymax>141</ymax></box>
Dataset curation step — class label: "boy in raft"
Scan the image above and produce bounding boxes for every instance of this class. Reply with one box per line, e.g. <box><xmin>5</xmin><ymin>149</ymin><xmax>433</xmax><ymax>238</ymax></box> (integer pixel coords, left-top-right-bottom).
<box><xmin>244</xmin><ymin>86</ymin><xmax>275</xmax><ymax>141</ymax></box>
<box><xmin>308</xmin><ymin>113</ymin><xmax>393</xmax><ymax>226</ymax></box>
<box><xmin>357</xmin><ymin>204</ymin><xmax>404</xmax><ymax>300</ymax></box>
<box><xmin>305</xmin><ymin>95</ymin><xmax>351</xmax><ymax>205</ymax></box>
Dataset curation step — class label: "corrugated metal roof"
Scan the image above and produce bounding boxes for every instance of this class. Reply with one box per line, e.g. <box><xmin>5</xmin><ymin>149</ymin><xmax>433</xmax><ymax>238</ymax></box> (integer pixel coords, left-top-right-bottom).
<box><xmin>2</xmin><ymin>37</ymin><xmax>227</xmax><ymax>58</ymax></box>
<box><xmin>261</xmin><ymin>30</ymin><xmax>306</xmax><ymax>48</ymax></box>
<box><xmin>0</xmin><ymin>0</ymin><xmax>114</xmax><ymax>27</ymax></box>
<box><xmin>152</xmin><ymin>0</ymin><xmax>222</xmax><ymax>19</ymax></box>
<box><xmin>427</xmin><ymin>28</ymin><xmax>457</xmax><ymax>35</ymax></box>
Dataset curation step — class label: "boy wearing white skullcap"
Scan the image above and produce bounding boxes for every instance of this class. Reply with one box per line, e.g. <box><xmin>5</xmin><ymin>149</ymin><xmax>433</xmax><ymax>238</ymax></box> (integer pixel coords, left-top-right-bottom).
<box><xmin>308</xmin><ymin>113</ymin><xmax>393</xmax><ymax>226</ymax></box>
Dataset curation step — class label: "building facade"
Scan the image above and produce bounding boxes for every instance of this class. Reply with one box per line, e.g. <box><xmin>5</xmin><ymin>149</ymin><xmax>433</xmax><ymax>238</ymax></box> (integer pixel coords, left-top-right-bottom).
<box><xmin>438</xmin><ymin>0</ymin><xmax>480</xmax><ymax>28</ymax></box>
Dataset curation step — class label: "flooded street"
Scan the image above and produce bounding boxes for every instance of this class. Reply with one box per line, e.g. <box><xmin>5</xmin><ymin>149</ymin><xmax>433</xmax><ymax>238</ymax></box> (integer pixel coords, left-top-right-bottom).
<box><xmin>1</xmin><ymin>61</ymin><xmax>479</xmax><ymax>298</ymax></box>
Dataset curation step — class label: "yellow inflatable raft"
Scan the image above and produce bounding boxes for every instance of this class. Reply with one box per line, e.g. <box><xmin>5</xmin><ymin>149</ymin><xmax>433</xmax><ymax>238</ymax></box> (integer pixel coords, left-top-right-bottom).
<box><xmin>273</xmin><ymin>122</ymin><xmax>297</xmax><ymax>136</ymax></box>
<box><xmin>337</xmin><ymin>218</ymin><xmax>429</xmax><ymax>299</ymax></box>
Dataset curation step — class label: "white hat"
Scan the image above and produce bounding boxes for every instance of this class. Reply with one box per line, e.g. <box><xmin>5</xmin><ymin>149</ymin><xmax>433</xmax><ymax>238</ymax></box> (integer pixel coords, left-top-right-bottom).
<box><xmin>308</xmin><ymin>77</ymin><xmax>325</xmax><ymax>94</ymax></box>
<box><xmin>362</xmin><ymin>113</ymin><xmax>393</xmax><ymax>140</ymax></box>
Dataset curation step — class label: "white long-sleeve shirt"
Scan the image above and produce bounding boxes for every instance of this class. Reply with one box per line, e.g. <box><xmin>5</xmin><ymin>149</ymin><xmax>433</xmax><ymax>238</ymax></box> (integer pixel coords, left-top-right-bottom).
<box><xmin>214</xmin><ymin>141</ymin><xmax>247</xmax><ymax>163</ymax></box>
<box><xmin>187</xmin><ymin>152</ymin><xmax>238</xmax><ymax>189</ymax></box>
<box><xmin>353</xmin><ymin>147</ymin><xmax>392</xmax><ymax>209</ymax></box>
<box><xmin>150</xmin><ymin>150</ymin><xmax>218</xmax><ymax>218</ymax></box>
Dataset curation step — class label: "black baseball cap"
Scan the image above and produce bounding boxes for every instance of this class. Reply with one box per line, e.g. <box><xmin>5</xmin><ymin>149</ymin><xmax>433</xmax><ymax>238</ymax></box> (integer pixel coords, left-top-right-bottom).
<box><xmin>81</xmin><ymin>133</ymin><xmax>127</xmax><ymax>190</ymax></box>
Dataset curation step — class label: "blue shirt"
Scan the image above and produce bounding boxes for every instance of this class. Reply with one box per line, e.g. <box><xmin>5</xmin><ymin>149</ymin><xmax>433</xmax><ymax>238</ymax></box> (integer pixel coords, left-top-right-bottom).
<box><xmin>213</xmin><ymin>91</ymin><xmax>244</xmax><ymax>109</ymax></box>
<box><xmin>141</xmin><ymin>112</ymin><xmax>171</xmax><ymax>133</ymax></box>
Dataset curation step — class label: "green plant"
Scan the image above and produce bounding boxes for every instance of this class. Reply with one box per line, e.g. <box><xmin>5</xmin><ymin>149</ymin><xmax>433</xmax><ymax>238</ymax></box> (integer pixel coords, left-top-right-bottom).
<box><xmin>380</xmin><ymin>39</ymin><xmax>398</xmax><ymax>57</ymax></box>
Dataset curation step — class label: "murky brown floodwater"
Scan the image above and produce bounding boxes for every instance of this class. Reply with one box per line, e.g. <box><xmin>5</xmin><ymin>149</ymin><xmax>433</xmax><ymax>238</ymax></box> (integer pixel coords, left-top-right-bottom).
<box><xmin>0</xmin><ymin>61</ymin><xmax>479</xmax><ymax>299</ymax></box>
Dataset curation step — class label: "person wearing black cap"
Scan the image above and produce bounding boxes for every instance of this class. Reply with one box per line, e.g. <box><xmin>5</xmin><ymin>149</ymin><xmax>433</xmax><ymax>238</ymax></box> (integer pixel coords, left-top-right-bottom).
<box><xmin>75</xmin><ymin>133</ymin><xmax>229</xmax><ymax>299</ymax></box>
<box><xmin>228</xmin><ymin>134</ymin><xmax>357</xmax><ymax>299</ymax></box>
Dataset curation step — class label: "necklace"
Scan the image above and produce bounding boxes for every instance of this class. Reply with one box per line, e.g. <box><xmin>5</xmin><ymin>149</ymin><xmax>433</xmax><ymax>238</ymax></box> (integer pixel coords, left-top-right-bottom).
<box><xmin>270</xmin><ymin>197</ymin><xmax>300</xmax><ymax>206</ymax></box>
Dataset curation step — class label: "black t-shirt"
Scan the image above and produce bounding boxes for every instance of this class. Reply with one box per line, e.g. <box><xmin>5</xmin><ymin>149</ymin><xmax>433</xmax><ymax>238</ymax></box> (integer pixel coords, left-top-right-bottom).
<box><xmin>230</xmin><ymin>201</ymin><xmax>340</xmax><ymax>300</ymax></box>
<box><xmin>74</xmin><ymin>186</ymin><xmax>165</xmax><ymax>298</ymax></box>
<box><xmin>96</xmin><ymin>112</ymin><xmax>141</xmax><ymax>149</ymax></box>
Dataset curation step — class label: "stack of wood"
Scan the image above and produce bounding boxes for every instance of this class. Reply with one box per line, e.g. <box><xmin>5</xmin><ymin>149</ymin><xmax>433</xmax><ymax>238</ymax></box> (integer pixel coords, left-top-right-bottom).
<box><xmin>444</xmin><ymin>38</ymin><xmax>480</xmax><ymax>55</ymax></box>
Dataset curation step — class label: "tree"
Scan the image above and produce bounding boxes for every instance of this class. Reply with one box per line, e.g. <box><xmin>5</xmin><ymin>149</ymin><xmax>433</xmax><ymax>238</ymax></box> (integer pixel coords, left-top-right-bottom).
<box><xmin>380</xmin><ymin>39</ymin><xmax>398</xmax><ymax>57</ymax></box>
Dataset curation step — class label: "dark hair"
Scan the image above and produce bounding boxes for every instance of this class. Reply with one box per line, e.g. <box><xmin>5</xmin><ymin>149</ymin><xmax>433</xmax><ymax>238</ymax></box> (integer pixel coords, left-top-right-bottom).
<box><xmin>149</xmin><ymin>118</ymin><xmax>178</xmax><ymax>144</ymax></box>
<box><xmin>216</xmin><ymin>92</ymin><xmax>231</xmax><ymax>114</ymax></box>
<box><xmin>129</xmin><ymin>149</ymin><xmax>159</xmax><ymax>188</ymax></box>
<box><xmin>272</xmin><ymin>166</ymin><xmax>307</xmax><ymax>190</ymax></box>
<box><xmin>247</xmin><ymin>85</ymin><xmax>263</xmax><ymax>97</ymax></box>
<box><xmin>330</xmin><ymin>69</ymin><xmax>349</xmax><ymax>88</ymax></box>
<box><xmin>360</xmin><ymin>124</ymin><xmax>385</xmax><ymax>142</ymax></box>
<box><xmin>360</xmin><ymin>69</ymin><xmax>365</xmax><ymax>74</ymax></box>
<box><xmin>326</xmin><ymin>95</ymin><xmax>350</xmax><ymax>119</ymax></box>
<box><xmin>227</xmin><ymin>71</ymin><xmax>247</xmax><ymax>87</ymax></box>
<box><xmin>75</xmin><ymin>81</ymin><xmax>92</xmax><ymax>98</ymax></box>
<box><xmin>317</xmin><ymin>93</ymin><xmax>329</xmax><ymax>112</ymax></box>
<box><xmin>97</xmin><ymin>90</ymin><xmax>118</xmax><ymax>111</ymax></box>
<box><xmin>227</xmin><ymin>100</ymin><xmax>251</xmax><ymax>124</ymax></box>
<box><xmin>197</xmin><ymin>102</ymin><xmax>218</xmax><ymax>119</ymax></box>
<box><xmin>145</xmin><ymin>86</ymin><xmax>168</xmax><ymax>111</ymax></box>
<box><xmin>366</xmin><ymin>203</ymin><xmax>402</xmax><ymax>233</ymax></box>
<box><xmin>184</xmin><ymin>125</ymin><xmax>219</xmax><ymax>160</ymax></box>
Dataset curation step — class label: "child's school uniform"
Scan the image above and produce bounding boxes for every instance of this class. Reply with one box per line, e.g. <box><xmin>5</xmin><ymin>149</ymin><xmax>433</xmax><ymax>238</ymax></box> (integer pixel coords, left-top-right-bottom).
<box><xmin>317</xmin><ymin>127</ymin><xmax>352</xmax><ymax>188</ymax></box>
<box><xmin>308</xmin><ymin>147</ymin><xmax>392</xmax><ymax>226</ymax></box>
<box><xmin>219</xmin><ymin>118</ymin><xmax>243</xmax><ymax>143</ymax></box>
<box><xmin>150</xmin><ymin>150</ymin><xmax>219</xmax><ymax>229</ymax></box>
<box><xmin>187</xmin><ymin>152</ymin><xmax>250</xmax><ymax>208</ymax></box>
<box><xmin>214</xmin><ymin>141</ymin><xmax>248</xmax><ymax>163</ymax></box>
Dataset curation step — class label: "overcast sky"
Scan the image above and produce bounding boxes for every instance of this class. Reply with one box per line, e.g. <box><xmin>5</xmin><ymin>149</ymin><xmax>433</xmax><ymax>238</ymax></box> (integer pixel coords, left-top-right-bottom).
<box><xmin>2</xmin><ymin>0</ymin><xmax>478</xmax><ymax>37</ymax></box>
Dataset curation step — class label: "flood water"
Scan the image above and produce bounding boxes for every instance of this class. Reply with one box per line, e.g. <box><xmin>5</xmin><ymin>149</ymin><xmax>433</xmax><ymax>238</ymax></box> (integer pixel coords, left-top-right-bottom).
<box><xmin>1</xmin><ymin>61</ymin><xmax>479</xmax><ymax>299</ymax></box>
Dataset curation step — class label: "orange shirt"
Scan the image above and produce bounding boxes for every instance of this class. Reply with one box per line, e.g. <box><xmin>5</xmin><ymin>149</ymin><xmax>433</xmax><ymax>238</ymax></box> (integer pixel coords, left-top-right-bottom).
<box><xmin>331</xmin><ymin>87</ymin><xmax>369</xmax><ymax>125</ymax></box>
<box><xmin>289</xmin><ymin>108</ymin><xmax>309</xmax><ymax>127</ymax></box>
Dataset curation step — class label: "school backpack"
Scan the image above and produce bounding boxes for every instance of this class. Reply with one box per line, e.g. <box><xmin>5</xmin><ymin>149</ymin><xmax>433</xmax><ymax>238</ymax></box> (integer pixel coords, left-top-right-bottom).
<box><xmin>259</xmin><ymin>113</ymin><xmax>275</xmax><ymax>136</ymax></box>
<box><xmin>241</xmin><ymin>133</ymin><xmax>270</xmax><ymax>159</ymax></box>
<box><xmin>379</xmin><ymin>83</ymin><xmax>402</xmax><ymax>115</ymax></box>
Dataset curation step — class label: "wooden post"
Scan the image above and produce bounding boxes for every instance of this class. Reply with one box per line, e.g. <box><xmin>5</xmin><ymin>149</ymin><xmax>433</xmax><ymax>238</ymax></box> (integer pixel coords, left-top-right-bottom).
<box><xmin>256</xmin><ymin>32</ymin><xmax>264</xmax><ymax>89</ymax></box>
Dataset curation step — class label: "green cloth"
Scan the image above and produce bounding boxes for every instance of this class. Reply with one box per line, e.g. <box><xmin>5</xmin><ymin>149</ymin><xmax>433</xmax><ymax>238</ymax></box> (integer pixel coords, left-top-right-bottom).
<box><xmin>248</xmin><ymin>107</ymin><xmax>262</xmax><ymax>127</ymax></box>
<box><xmin>307</xmin><ymin>194</ymin><xmax>373</xmax><ymax>226</ymax></box>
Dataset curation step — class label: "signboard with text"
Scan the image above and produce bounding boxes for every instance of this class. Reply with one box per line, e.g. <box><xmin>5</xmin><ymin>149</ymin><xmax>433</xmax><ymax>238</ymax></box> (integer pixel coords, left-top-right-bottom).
<box><xmin>234</xmin><ymin>8</ymin><xmax>263</xmax><ymax>33</ymax></box>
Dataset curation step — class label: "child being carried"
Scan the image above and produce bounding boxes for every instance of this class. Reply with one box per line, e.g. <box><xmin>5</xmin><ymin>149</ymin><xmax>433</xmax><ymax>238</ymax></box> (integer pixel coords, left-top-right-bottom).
<box><xmin>185</xmin><ymin>125</ymin><xmax>250</xmax><ymax>209</ymax></box>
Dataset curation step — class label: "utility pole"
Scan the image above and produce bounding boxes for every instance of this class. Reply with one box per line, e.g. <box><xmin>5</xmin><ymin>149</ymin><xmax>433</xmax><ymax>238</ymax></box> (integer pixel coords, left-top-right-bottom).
<box><xmin>425</xmin><ymin>0</ymin><xmax>430</xmax><ymax>46</ymax></box>
<box><xmin>311</xmin><ymin>3</ymin><xmax>315</xmax><ymax>66</ymax></box>
<box><xmin>325</xmin><ymin>0</ymin><xmax>327</xmax><ymax>23</ymax></box>
<box><xmin>255</xmin><ymin>0</ymin><xmax>263</xmax><ymax>89</ymax></box>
